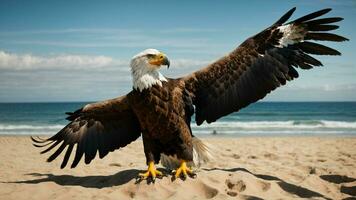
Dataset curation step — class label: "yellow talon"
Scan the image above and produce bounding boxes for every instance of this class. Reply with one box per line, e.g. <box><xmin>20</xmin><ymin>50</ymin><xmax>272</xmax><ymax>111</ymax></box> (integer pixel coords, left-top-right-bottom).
<box><xmin>139</xmin><ymin>161</ymin><xmax>162</xmax><ymax>179</ymax></box>
<box><xmin>174</xmin><ymin>160</ymin><xmax>194</xmax><ymax>179</ymax></box>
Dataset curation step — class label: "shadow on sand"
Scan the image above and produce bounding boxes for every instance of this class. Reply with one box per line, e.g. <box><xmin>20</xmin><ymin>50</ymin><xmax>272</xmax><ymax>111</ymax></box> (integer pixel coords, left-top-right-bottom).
<box><xmin>320</xmin><ymin>174</ymin><xmax>356</xmax><ymax>197</ymax></box>
<box><xmin>6</xmin><ymin>167</ymin><xmax>171</xmax><ymax>188</ymax></box>
<box><xmin>7</xmin><ymin>169</ymin><xmax>141</xmax><ymax>188</ymax></box>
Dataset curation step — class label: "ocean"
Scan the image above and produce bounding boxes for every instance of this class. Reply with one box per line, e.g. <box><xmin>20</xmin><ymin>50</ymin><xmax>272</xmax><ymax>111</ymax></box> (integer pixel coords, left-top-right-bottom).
<box><xmin>0</xmin><ymin>102</ymin><xmax>355</xmax><ymax>136</ymax></box>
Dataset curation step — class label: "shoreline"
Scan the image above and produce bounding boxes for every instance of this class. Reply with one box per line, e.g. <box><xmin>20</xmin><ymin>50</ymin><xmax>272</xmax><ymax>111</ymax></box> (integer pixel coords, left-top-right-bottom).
<box><xmin>2</xmin><ymin>133</ymin><xmax>355</xmax><ymax>138</ymax></box>
<box><xmin>0</xmin><ymin>133</ymin><xmax>356</xmax><ymax>142</ymax></box>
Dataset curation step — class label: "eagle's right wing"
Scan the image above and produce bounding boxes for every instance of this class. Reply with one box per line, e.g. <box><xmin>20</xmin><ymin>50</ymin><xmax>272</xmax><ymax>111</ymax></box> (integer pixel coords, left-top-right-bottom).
<box><xmin>32</xmin><ymin>95</ymin><xmax>141</xmax><ymax>168</ymax></box>
<box><xmin>183</xmin><ymin>8</ymin><xmax>348</xmax><ymax>125</ymax></box>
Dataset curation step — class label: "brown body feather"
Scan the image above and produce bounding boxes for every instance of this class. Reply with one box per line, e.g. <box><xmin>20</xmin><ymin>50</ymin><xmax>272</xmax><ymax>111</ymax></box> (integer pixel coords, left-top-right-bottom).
<box><xmin>127</xmin><ymin>79</ymin><xmax>195</xmax><ymax>164</ymax></box>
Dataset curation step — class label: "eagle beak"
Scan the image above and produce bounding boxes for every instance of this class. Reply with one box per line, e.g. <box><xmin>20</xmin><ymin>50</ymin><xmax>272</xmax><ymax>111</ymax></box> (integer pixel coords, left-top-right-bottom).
<box><xmin>148</xmin><ymin>53</ymin><xmax>170</xmax><ymax>68</ymax></box>
<box><xmin>162</xmin><ymin>56</ymin><xmax>170</xmax><ymax>69</ymax></box>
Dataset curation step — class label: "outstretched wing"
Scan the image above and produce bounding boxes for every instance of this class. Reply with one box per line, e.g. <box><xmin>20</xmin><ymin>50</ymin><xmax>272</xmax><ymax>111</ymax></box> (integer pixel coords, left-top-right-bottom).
<box><xmin>31</xmin><ymin>95</ymin><xmax>141</xmax><ymax>168</ymax></box>
<box><xmin>183</xmin><ymin>8</ymin><xmax>348</xmax><ymax>125</ymax></box>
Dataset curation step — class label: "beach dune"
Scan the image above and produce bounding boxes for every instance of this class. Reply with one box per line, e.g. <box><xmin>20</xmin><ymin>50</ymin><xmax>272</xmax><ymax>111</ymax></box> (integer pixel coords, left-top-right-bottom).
<box><xmin>0</xmin><ymin>136</ymin><xmax>355</xmax><ymax>199</ymax></box>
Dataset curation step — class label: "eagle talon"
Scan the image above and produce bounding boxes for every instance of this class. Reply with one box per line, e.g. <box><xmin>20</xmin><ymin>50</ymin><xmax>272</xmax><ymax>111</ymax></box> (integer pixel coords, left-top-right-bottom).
<box><xmin>174</xmin><ymin>160</ymin><xmax>195</xmax><ymax>180</ymax></box>
<box><xmin>138</xmin><ymin>161</ymin><xmax>162</xmax><ymax>181</ymax></box>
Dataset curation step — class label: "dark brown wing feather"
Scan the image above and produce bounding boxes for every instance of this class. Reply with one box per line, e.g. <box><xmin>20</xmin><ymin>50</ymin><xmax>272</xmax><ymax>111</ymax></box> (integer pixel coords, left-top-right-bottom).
<box><xmin>183</xmin><ymin>7</ymin><xmax>348</xmax><ymax>125</ymax></box>
<box><xmin>31</xmin><ymin>95</ymin><xmax>141</xmax><ymax>168</ymax></box>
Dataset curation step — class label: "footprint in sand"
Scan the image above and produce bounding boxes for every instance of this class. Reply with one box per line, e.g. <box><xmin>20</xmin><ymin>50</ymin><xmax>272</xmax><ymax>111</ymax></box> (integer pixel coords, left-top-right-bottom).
<box><xmin>227</xmin><ymin>191</ymin><xmax>238</xmax><ymax>197</ymax></box>
<box><xmin>232</xmin><ymin>153</ymin><xmax>241</xmax><ymax>159</ymax></box>
<box><xmin>225</xmin><ymin>178</ymin><xmax>246</xmax><ymax>196</ymax></box>
<box><xmin>263</xmin><ymin>153</ymin><xmax>278</xmax><ymax>160</ymax></box>
<box><xmin>308</xmin><ymin>166</ymin><xmax>316</xmax><ymax>174</ymax></box>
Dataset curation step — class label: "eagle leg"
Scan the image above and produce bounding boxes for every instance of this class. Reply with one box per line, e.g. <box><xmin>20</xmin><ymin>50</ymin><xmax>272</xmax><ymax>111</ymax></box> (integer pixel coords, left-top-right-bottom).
<box><xmin>173</xmin><ymin>160</ymin><xmax>196</xmax><ymax>180</ymax></box>
<box><xmin>138</xmin><ymin>161</ymin><xmax>163</xmax><ymax>181</ymax></box>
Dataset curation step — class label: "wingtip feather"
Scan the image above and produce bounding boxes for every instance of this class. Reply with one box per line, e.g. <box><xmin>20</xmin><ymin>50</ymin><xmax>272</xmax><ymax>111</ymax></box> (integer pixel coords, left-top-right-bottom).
<box><xmin>292</xmin><ymin>8</ymin><xmax>333</xmax><ymax>24</ymax></box>
<box><xmin>274</xmin><ymin>7</ymin><xmax>296</xmax><ymax>25</ymax></box>
<box><xmin>31</xmin><ymin>136</ymin><xmax>48</xmax><ymax>143</ymax></box>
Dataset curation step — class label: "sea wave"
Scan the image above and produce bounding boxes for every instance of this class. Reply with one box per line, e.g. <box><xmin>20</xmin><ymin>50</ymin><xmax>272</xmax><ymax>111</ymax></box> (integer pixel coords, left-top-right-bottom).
<box><xmin>191</xmin><ymin>130</ymin><xmax>352</xmax><ymax>135</ymax></box>
<box><xmin>191</xmin><ymin>120</ymin><xmax>356</xmax><ymax>129</ymax></box>
<box><xmin>0</xmin><ymin>124</ymin><xmax>64</xmax><ymax>135</ymax></box>
<box><xmin>0</xmin><ymin>124</ymin><xmax>64</xmax><ymax>130</ymax></box>
<box><xmin>1</xmin><ymin>120</ymin><xmax>356</xmax><ymax>135</ymax></box>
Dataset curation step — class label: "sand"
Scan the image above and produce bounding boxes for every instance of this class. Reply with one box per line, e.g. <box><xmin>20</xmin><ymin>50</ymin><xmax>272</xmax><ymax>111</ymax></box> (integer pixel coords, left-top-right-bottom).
<box><xmin>0</xmin><ymin>136</ymin><xmax>355</xmax><ymax>200</ymax></box>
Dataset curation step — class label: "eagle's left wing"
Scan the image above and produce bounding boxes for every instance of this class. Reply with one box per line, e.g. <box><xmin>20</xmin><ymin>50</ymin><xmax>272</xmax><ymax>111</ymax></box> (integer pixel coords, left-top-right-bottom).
<box><xmin>183</xmin><ymin>8</ymin><xmax>348</xmax><ymax>125</ymax></box>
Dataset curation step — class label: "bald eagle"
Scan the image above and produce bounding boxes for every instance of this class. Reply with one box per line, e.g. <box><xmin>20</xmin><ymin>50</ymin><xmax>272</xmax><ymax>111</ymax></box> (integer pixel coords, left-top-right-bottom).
<box><xmin>32</xmin><ymin>8</ymin><xmax>348</xmax><ymax>180</ymax></box>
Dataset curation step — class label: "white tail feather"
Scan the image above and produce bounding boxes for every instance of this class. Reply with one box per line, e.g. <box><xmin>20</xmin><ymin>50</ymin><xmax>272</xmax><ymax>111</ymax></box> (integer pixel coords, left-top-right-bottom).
<box><xmin>160</xmin><ymin>137</ymin><xmax>214</xmax><ymax>170</ymax></box>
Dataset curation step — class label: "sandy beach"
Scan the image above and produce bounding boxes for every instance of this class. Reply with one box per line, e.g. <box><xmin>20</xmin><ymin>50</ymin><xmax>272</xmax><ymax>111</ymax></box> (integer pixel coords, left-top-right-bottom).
<box><xmin>0</xmin><ymin>136</ymin><xmax>355</xmax><ymax>199</ymax></box>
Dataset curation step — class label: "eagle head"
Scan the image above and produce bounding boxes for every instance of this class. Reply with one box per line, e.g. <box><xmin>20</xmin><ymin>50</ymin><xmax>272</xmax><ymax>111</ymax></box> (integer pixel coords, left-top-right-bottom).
<box><xmin>130</xmin><ymin>49</ymin><xmax>170</xmax><ymax>92</ymax></box>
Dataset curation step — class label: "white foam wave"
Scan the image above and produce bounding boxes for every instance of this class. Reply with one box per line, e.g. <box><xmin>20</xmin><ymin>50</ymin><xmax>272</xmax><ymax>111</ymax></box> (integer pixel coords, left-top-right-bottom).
<box><xmin>191</xmin><ymin>130</ymin><xmax>352</xmax><ymax>135</ymax></box>
<box><xmin>0</xmin><ymin>131</ymin><xmax>56</xmax><ymax>135</ymax></box>
<box><xmin>0</xmin><ymin>124</ymin><xmax>64</xmax><ymax>130</ymax></box>
<box><xmin>1</xmin><ymin>120</ymin><xmax>356</xmax><ymax>136</ymax></box>
<box><xmin>191</xmin><ymin>120</ymin><xmax>356</xmax><ymax>130</ymax></box>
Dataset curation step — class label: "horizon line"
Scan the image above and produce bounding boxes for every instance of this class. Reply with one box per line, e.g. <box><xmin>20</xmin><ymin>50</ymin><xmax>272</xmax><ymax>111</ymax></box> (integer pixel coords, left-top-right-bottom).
<box><xmin>1</xmin><ymin>100</ymin><xmax>356</xmax><ymax>104</ymax></box>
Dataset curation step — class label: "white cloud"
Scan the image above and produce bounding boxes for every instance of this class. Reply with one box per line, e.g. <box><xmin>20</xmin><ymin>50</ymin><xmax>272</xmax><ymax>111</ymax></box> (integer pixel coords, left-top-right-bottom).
<box><xmin>0</xmin><ymin>50</ymin><xmax>213</xmax><ymax>74</ymax></box>
<box><xmin>322</xmin><ymin>83</ymin><xmax>356</xmax><ymax>92</ymax></box>
<box><xmin>0</xmin><ymin>51</ymin><xmax>128</xmax><ymax>71</ymax></box>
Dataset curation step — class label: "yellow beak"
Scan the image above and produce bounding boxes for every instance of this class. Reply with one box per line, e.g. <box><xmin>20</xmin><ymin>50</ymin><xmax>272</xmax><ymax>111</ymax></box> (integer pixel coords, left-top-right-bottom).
<box><xmin>149</xmin><ymin>53</ymin><xmax>170</xmax><ymax>68</ymax></box>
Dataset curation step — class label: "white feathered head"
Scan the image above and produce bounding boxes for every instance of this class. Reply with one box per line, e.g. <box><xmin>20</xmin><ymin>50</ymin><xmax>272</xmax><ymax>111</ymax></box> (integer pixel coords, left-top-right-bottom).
<box><xmin>130</xmin><ymin>49</ymin><xmax>170</xmax><ymax>92</ymax></box>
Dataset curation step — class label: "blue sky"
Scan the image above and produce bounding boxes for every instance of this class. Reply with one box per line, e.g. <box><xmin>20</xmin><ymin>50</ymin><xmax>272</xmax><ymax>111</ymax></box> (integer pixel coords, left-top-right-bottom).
<box><xmin>0</xmin><ymin>0</ymin><xmax>355</xmax><ymax>102</ymax></box>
